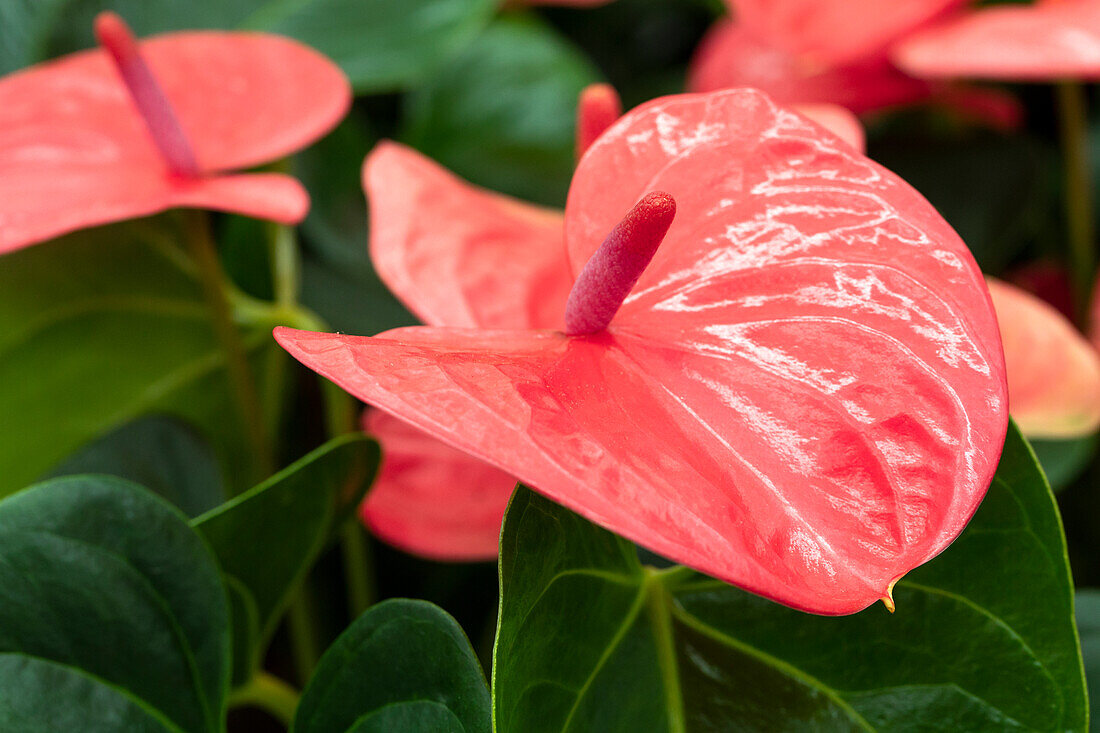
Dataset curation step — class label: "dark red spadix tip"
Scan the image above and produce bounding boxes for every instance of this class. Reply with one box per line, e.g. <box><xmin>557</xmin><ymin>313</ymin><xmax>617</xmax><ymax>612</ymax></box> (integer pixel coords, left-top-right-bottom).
<box><xmin>576</xmin><ymin>83</ymin><xmax>622</xmax><ymax>159</ymax></box>
<box><xmin>94</xmin><ymin>12</ymin><xmax>200</xmax><ymax>177</ymax></box>
<box><xmin>564</xmin><ymin>191</ymin><xmax>676</xmax><ymax>335</ymax></box>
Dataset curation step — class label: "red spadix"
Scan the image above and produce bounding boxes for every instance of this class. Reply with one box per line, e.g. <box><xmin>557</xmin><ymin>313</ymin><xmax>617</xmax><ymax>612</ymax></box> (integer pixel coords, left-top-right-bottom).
<box><xmin>94</xmin><ymin>12</ymin><xmax>199</xmax><ymax>177</ymax></box>
<box><xmin>565</xmin><ymin>192</ymin><xmax>676</xmax><ymax>335</ymax></box>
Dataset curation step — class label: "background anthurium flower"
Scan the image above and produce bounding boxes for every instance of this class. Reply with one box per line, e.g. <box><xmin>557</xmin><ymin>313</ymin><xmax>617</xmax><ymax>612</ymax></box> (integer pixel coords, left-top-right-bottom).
<box><xmin>988</xmin><ymin>277</ymin><xmax>1100</xmax><ymax>438</ymax></box>
<box><xmin>894</xmin><ymin>0</ymin><xmax>1100</xmax><ymax>80</ymax></box>
<box><xmin>358</xmin><ymin>141</ymin><xmax>571</xmax><ymax>560</ymax></box>
<box><xmin>727</xmin><ymin>0</ymin><xmax>966</xmax><ymax>68</ymax></box>
<box><xmin>277</xmin><ymin>88</ymin><xmax>1008</xmax><ymax>615</ymax></box>
<box><xmin>688</xmin><ymin>0</ymin><xmax>1022</xmax><ymax>126</ymax></box>
<box><xmin>688</xmin><ymin>21</ymin><xmax>933</xmax><ymax>115</ymax></box>
<box><xmin>358</xmin><ymin>98</ymin><xmax>865</xmax><ymax>563</ymax></box>
<box><xmin>0</xmin><ymin>13</ymin><xmax>350</xmax><ymax>254</ymax></box>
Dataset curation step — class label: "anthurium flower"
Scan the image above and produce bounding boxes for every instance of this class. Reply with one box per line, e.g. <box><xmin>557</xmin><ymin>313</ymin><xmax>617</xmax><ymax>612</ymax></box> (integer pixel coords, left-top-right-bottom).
<box><xmin>358</xmin><ymin>90</ymin><xmax>866</xmax><ymax>563</ymax></box>
<box><xmin>728</xmin><ymin>0</ymin><xmax>966</xmax><ymax>67</ymax></box>
<box><xmin>988</xmin><ymin>277</ymin><xmax>1100</xmax><ymax>438</ymax></box>
<box><xmin>894</xmin><ymin>0</ymin><xmax>1100</xmax><ymax>80</ymax></box>
<box><xmin>688</xmin><ymin>0</ymin><xmax>1026</xmax><ymax>126</ymax></box>
<box><xmin>0</xmin><ymin>13</ymin><xmax>350</xmax><ymax>254</ymax></box>
<box><xmin>279</xmin><ymin>88</ymin><xmax>1007</xmax><ymax>615</ymax></box>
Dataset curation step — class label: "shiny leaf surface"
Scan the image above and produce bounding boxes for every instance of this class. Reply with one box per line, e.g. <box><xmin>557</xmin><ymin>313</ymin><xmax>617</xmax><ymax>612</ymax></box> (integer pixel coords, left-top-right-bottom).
<box><xmin>294</xmin><ymin>599</ymin><xmax>490</xmax><ymax>733</ymax></box>
<box><xmin>0</xmin><ymin>476</ymin><xmax>229</xmax><ymax>732</ymax></box>
<box><xmin>194</xmin><ymin>434</ymin><xmax>379</xmax><ymax>684</ymax></box>
<box><xmin>0</xmin><ymin>26</ymin><xmax>349</xmax><ymax>252</ymax></box>
<box><xmin>494</xmin><ymin>422</ymin><xmax>1086</xmax><ymax>731</ymax></box>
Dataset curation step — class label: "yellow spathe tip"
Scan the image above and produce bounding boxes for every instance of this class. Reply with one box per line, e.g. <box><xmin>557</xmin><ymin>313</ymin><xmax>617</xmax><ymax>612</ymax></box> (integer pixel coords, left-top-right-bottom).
<box><xmin>881</xmin><ymin>579</ymin><xmax>898</xmax><ymax>613</ymax></box>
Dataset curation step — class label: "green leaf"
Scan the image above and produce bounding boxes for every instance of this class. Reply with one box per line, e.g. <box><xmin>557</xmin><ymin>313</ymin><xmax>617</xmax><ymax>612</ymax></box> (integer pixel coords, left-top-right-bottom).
<box><xmin>493</xmin><ymin>421</ymin><xmax>1087</xmax><ymax>731</ymax></box>
<box><xmin>0</xmin><ymin>475</ymin><xmax>229</xmax><ymax>732</ymax></box>
<box><xmin>0</xmin><ymin>0</ymin><xmax>70</xmax><ymax>74</ymax></box>
<box><xmin>1076</xmin><ymin>589</ymin><xmax>1100</xmax><ymax>732</ymax></box>
<box><xmin>294</xmin><ymin>112</ymin><xmax>416</xmax><ymax>336</ymax></box>
<box><xmin>402</xmin><ymin>15</ymin><xmax>600</xmax><ymax>207</ymax></box>
<box><xmin>0</xmin><ymin>222</ymin><xmax>281</xmax><ymax>498</ymax></box>
<box><xmin>44</xmin><ymin>0</ymin><xmax>496</xmax><ymax>93</ymax></box>
<box><xmin>44</xmin><ymin>414</ymin><xmax>226</xmax><ymax>517</ymax></box>
<box><xmin>294</xmin><ymin>599</ymin><xmax>490</xmax><ymax>733</ymax></box>
<box><xmin>193</xmin><ymin>433</ymin><xmax>380</xmax><ymax>684</ymax></box>
<box><xmin>869</xmin><ymin>135</ymin><xmax>1055</xmax><ymax>273</ymax></box>
<box><xmin>1032</xmin><ymin>433</ymin><xmax>1098</xmax><ymax>492</ymax></box>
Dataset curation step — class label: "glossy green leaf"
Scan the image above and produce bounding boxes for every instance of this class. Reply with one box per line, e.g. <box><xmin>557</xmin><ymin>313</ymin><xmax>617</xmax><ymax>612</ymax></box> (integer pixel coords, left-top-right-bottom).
<box><xmin>0</xmin><ymin>222</ymin><xmax>281</xmax><ymax>498</ymax></box>
<box><xmin>193</xmin><ymin>433</ymin><xmax>380</xmax><ymax>684</ymax></box>
<box><xmin>294</xmin><ymin>599</ymin><xmax>490</xmax><ymax>733</ymax></box>
<box><xmin>870</xmin><ymin>135</ymin><xmax>1054</xmax><ymax>273</ymax></box>
<box><xmin>44</xmin><ymin>0</ymin><xmax>496</xmax><ymax>93</ymax></box>
<box><xmin>294</xmin><ymin>112</ymin><xmax>415</xmax><ymax>336</ymax></box>
<box><xmin>402</xmin><ymin>15</ymin><xmax>600</xmax><ymax>207</ymax></box>
<box><xmin>0</xmin><ymin>475</ymin><xmax>229</xmax><ymax>732</ymax></box>
<box><xmin>44</xmin><ymin>414</ymin><xmax>226</xmax><ymax>517</ymax></box>
<box><xmin>493</xmin><ymin>421</ymin><xmax>1087</xmax><ymax>731</ymax></box>
<box><xmin>1076</xmin><ymin>589</ymin><xmax>1100</xmax><ymax>732</ymax></box>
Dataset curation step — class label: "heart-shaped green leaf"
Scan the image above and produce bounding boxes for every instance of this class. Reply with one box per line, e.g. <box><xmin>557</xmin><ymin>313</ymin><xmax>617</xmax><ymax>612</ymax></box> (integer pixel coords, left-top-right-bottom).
<box><xmin>43</xmin><ymin>0</ymin><xmax>496</xmax><ymax>93</ymax></box>
<box><xmin>193</xmin><ymin>433</ymin><xmax>380</xmax><ymax>685</ymax></box>
<box><xmin>0</xmin><ymin>222</ymin><xmax>281</xmax><ymax>498</ymax></box>
<box><xmin>44</xmin><ymin>414</ymin><xmax>226</xmax><ymax>517</ymax></box>
<box><xmin>402</xmin><ymin>15</ymin><xmax>600</xmax><ymax>207</ymax></box>
<box><xmin>0</xmin><ymin>475</ymin><xmax>229</xmax><ymax>732</ymax></box>
<box><xmin>294</xmin><ymin>598</ymin><xmax>490</xmax><ymax>733</ymax></box>
<box><xmin>493</xmin><ymin>421</ymin><xmax>1086</xmax><ymax>731</ymax></box>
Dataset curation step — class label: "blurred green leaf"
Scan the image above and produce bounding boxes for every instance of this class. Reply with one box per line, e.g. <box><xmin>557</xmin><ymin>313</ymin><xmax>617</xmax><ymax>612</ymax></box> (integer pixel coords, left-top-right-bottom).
<box><xmin>45</xmin><ymin>0</ymin><xmax>496</xmax><ymax>93</ymax></box>
<box><xmin>0</xmin><ymin>0</ymin><xmax>70</xmax><ymax>74</ymax></box>
<box><xmin>294</xmin><ymin>112</ymin><xmax>416</xmax><ymax>335</ymax></box>
<box><xmin>0</xmin><ymin>475</ymin><xmax>229</xmax><ymax>732</ymax></box>
<box><xmin>294</xmin><ymin>598</ymin><xmax>490</xmax><ymax>733</ymax></box>
<box><xmin>193</xmin><ymin>433</ymin><xmax>380</xmax><ymax>685</ymax></box>
<box><xmin>402</xmin><ymin>15</ymin><xmax>600</xmax><ymax>207</ymax></box>
<box><xmin>44</xmin><ymin>414</ymin><xmax>226</xmax><ymax>517</ymax></box>
<box><xmin>1032</xmin><ymin>433</ymin><xmax>1098</xmax><ymax>492</ymax></box>
<box><xmin>493</xmin><ymin>421</ymin><xmax>1086</xmax><ymax>731</ymax></box>
<box><xmin>870</xmin><ymin>135</ymin><xmax>1055</xmax><ymax>273</ymax></box>
<box><xmin>1076</xmin><ymin>589</ymin><xmax>1100</xmax><ymax>732</ymax></box>
<box><xmin>0</xmin><ymin>222</ymin><xmax>280</xmax><ymax>497</ymax></box>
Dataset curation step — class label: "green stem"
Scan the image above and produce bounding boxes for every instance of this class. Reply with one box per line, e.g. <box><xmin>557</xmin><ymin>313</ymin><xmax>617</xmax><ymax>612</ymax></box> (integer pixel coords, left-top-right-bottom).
<box><xmin>1057</xmin><ymin>82</ymin><xmax>1096</xmax><ymax>322</ymax></box>
<box><xmin>341</xmin><ymin>522</ymin><xmax>376</xmax><ymax>617</ymax></box>
<box><xmin>267</xmin><ymin>221</ymin><xmax>300</xmax><ymax>307</ymax></box>
<box><xmin>287</xmin><ymin>587</ymin><xmax>321</xmax><ymax>687</ymax></box>
<box><xmin>229</xmin><ymin>672</ymin><xmax>300</xmax><ymax>727</ymax></box>
<box><xmin>182</xmin><ymin>210</ymin><xmax>273</xmax><ymax>479</ymax></box>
